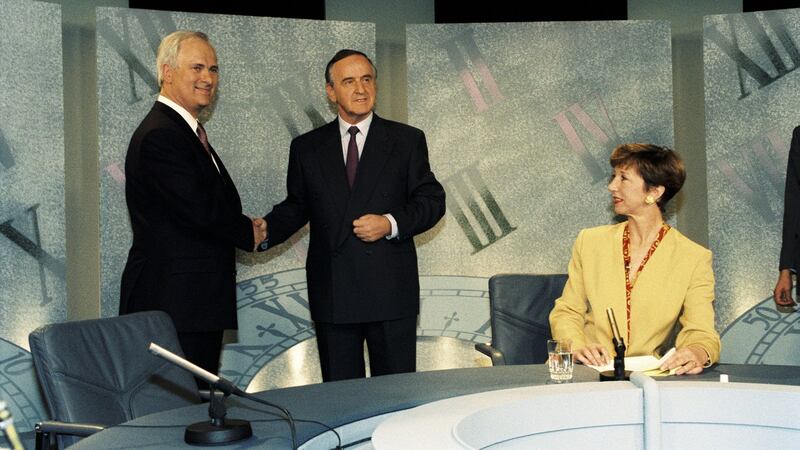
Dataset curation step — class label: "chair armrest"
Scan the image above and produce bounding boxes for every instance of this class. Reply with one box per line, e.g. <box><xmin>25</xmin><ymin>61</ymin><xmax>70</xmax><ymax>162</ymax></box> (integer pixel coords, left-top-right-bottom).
<box><xmin>198</xmin><ymin>389</ymin><xmax>211</xmax><ymax>401</ymax></box>
<box><xmin>475</xmin><ymin>342</ymin><xmax>507</xmax><ymax>365</ymax></box>
<box><xmin>35</xmin><ymin>421</ymin><xmax>104</xmax><ymax>450</ymax></box>
<box><xmin>35</xmin><ymin>421</ymin><xmax>104</xmax><ymax>437</ymax></box>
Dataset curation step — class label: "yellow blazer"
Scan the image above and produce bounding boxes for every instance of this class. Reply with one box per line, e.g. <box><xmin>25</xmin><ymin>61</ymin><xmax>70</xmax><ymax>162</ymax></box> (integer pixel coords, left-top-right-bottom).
<box><xmin>549</xmin><ymin>222</ymin><xmax>720</xmax><ymax>363</ymax></box>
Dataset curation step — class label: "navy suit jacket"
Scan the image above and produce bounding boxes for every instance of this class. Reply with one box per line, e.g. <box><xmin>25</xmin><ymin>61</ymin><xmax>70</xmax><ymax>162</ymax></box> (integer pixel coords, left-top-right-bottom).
<box><xmin>780</xmin><ymin>126</ymin><xmax>800</xmax><ymax>274</ymax></box>
<box><xmin>266</xmin><ymin>115</ymin><xmax>446</xmax><ymax>323</ymax></box>
<box><xmin>119</xmin><ymin>102</ymin><xmax>253</xmax><ymax>332</ymax></box>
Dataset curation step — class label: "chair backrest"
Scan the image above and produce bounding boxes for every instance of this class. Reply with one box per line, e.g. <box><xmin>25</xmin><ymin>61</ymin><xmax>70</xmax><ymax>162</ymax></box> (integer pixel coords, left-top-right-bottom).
<box><xmin>488</xmin><ymin>273</ymin><xmax>568</xmax><ymax>365</ymax></box>
<box><xmin>28</xmin><ymin>311</ymin><xmax>200</xmax><ymax>429</ymax></box>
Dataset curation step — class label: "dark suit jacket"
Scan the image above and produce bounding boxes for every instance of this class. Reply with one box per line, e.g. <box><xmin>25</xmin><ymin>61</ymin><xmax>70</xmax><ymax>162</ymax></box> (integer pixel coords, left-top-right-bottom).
<box><xmin>266</xmin><ymin>114</ymin><xmax>446</xmax><ymax>323</ymax></box>
<box><xmin>119</xmin><ymin>101</ymin><xmax>254</xmax><ymax>332</ymax></box>
<box><xmin>780</xmin><ymin>126</ymin><xmax>800</xmax><ymax>274</ymax></box>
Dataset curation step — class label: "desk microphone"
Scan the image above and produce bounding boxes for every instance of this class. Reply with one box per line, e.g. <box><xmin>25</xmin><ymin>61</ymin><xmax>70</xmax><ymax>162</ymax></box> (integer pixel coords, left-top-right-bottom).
<box><xmin>148</xmin><ymin>343</ymin><xmax>252</xmax><ymax>445</ymax></box>
<box><xmin>149</xmin><ymin>343</ymin><xmax>298</xmax><ymax>447</ymax></box>
<box><xmin>0</xmin><ymin>400</ymin><xmax>24</xmax><ymax>450</ymax></box>
<box><xmin>599</xmin><ymin>308</ymin><xmax>631</xmax><ymax>381</ymax></box>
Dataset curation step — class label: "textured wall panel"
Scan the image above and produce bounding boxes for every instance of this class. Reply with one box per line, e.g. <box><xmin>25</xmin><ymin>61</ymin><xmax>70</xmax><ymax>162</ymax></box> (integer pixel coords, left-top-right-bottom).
<box><xmin>704</xmin><ymin>10</ymin><xmax>800</xmax><ymax>363</ymax></box>
<box><xmin>0</xmin><ymin>0</ymin><xmax>62</xmax><ymax>435</ymax></box>
<box><xmin>407</xmin><ymin>22</ymin><xmax>675</xmax><ymax>277</ymax></box>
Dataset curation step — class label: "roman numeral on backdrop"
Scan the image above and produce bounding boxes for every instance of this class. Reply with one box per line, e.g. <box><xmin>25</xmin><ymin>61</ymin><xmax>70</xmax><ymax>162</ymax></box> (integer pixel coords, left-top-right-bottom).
<box><xmin>712</xmin><ymin>128</ymin><xmax>788</xmax><ymax>222</ymax></box>
<box><xmin>706</xmin><ymin>11</ymin><xmax>800</xmax><ymax>99</ymax></box>
<box><xmin>0</xmin><ymin>204</ymin><xmax>65</xmax><ymax>306</ymax></box>
<box><xmin>441</xmin><ymin>29</ymin><xmax>504</xmax><ymax>112</ymax></box>
<box><xmin>97</xmin><ymin>11</ymin><xmax>178</xmax><ymax>103</ymax></box>
<box><xmin>265</xmin><ymin>79</ymin><xmax>328</xmax><ymax>139</ymax></box>
<box><xmin>0</xmin><ymin>128</ymin><xmax>15</xmax><ymax>172</ymax></box>
<box><xmin>553</xmin><ymin>93</ymin><xmax>620</xmax><ymax>184</ymax></box>
<box><xmin>444</xmin><ymin>163</ymin><xmax>515</xmax><ymax>254</ymax></box>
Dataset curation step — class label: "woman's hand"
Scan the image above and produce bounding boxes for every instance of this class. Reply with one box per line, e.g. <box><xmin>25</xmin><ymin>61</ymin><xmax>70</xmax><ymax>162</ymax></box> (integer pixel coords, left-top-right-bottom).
<box><xmin>573</xmin><ymin>343</ymin><xmax>611</xmax><ymax>366</ymax></box>
<box><xmin>660</xmin><ymin>346</ymin><xmax>708</xmax><ymax>375</ymax></box>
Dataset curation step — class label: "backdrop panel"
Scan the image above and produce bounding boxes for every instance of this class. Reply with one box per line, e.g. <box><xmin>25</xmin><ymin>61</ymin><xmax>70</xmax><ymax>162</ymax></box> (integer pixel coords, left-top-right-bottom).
<box><xmin>405</xmin><ymin>20</ymin><xmax>674</xmax><ymax>308</ymax></box>
<box><xmin>0</xmin><ymin>0</ymin><xmax>63</xmax><ymax>436</ymax></box>
<box><xmin>704</xmin><ymin>9</ymin><xmax>800</xmax><ymax>363</ymax></box>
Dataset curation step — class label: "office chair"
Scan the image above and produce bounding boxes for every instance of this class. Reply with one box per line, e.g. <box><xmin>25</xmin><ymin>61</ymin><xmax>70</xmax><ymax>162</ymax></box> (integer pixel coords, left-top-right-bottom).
<box><xmin>28</xmin><ymin>311</ymin><xmax>201</xmax><ymax>449</ymax></box>
<box><xmin>476</xmin><ymin>273</ymin><xmax>568</xmax><ymax>365</ymax></box>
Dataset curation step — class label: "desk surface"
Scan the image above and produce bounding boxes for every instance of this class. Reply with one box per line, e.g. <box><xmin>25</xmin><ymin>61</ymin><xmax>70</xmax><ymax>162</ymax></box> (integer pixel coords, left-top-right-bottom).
<box><xmin>72</xmin><ymin>363</ymin><xmax>800</xmax><ymax>449</ymax></box>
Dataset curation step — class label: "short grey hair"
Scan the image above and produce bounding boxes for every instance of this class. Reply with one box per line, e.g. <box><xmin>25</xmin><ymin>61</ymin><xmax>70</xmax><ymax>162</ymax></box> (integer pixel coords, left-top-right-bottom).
<box><xmin>156</xmin><ymin>30</ymin><xmax>212</xmax><ymax>87</ymax></box>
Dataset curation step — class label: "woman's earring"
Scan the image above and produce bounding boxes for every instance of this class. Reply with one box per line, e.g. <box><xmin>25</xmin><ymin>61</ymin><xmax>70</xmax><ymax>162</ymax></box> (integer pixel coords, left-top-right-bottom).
<box><xmin>645</xmin><ymin>195</ymin><xmax>655</xmax><ymax>205</ymax></box>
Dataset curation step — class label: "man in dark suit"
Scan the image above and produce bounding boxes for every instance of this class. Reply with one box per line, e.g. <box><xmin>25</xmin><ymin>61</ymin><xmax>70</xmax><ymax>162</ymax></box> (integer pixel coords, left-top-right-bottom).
<box><xmin>775</xmin><ymin>126</ymin><xmax>800</xmax><ymax>309</ymax></box>
<box><xmin>263</xmin><ymin>49</ymin><xmax>446</xmax><ymax>381</ymax></box>
<box><xmin>120</xmin><ymin>31</ymin><xmax>265</xmax><ymax>381</ymax></box>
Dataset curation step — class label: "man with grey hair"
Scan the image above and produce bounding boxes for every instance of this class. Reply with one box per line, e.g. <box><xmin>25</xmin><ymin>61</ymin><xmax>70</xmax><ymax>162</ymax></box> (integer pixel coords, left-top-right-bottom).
<box><xmin>119</xmin><ymin>30</ymin><xmax>265</xmax><ymax>386</ymax></box>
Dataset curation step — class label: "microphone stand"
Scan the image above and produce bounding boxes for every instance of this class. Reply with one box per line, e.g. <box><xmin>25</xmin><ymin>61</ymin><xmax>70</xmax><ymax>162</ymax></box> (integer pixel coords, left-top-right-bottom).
<box><xmin>599</xmin><ymin>308</ymin><xmax>631</xmax><ymax>381</ymax></box>
<box><xmin>148</xmin><ymin>343</ymin><xmax>252</xmax><ymax>445</ymax></box>
<box><xmin>184</xmin><ymin>380</ymin><xmax>253</xmax><ymax>445</ymax></box>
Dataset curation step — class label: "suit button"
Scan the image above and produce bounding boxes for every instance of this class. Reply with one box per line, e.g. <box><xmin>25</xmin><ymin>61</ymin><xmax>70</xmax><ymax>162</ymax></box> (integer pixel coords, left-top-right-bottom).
<box><xmin>365</xmin><ymin>250</ymin><xmax>373</xmax><ymax>256</ymax></box>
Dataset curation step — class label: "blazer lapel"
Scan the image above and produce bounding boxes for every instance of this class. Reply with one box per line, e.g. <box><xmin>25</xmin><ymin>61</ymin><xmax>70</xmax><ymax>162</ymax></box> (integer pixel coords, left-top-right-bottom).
<box><xmin>154</xmin><ymin>102</ymin><xmax>224</xmax><ymax>181</ymax></box>
<box><xmin>316</xmin><ymin>120</ymin><xmax>350</xmax><ymax>222</ymax></box>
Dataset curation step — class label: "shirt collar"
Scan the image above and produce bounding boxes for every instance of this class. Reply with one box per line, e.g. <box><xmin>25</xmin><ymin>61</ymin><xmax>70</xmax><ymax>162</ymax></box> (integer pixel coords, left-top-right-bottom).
<box><xmin>337</xmin><ymin>112</ymin><xmax>373</xmax><ymax>138</ymax></box>
<box><xmin>158</xmin><ymin>95</ymin><xmax>199</xmax><ymax>133</ymax></box>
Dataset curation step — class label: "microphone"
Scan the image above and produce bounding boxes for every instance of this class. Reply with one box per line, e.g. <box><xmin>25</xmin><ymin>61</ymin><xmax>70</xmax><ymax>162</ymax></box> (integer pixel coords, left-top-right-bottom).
<box><xmin>148</xmin><ymin>343</ymin><xmax>297</xmax><ymax>448</ymax></box>
<box><xmin>0</xmin><ymin>400</ymin><xmax>24</xmax><ymax>450</ymax></box>
<box><xmin>599</xmin><ymin>308</ymin><xmax>630</xmax><ymax>381</ymax></box>
<box><xmin>149</xmin><ymin>343</ymin><xmax>252</xmax><ymax>445</ymax></box>
<box><xmin>607</xmin><ymin>308</ymin><xmax>622</xmax><ymax>346</ymax></box>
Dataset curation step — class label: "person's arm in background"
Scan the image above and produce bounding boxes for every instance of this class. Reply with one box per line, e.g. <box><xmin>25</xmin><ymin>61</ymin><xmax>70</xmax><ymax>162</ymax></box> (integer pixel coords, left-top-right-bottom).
<box><xmin>775</xmin><ymin>127</ymin><xmax>800</xmax><ymax>308</ymax></box>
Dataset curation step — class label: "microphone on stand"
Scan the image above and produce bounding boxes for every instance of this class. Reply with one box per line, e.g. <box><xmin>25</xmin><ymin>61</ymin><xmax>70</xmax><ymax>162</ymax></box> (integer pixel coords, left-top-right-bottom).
<box><xmin>148</xmin><ymin>343</ymin><xmax>252</xmax><ymax>445</ymax></box>
<box><xmin>0</xmin><ymin>400</ymin><xmax>25</xmax><ymax>450</ymax></box>
<box><xmin>599</xmin><ymin>308</ymin><xmax>631</xmax><ymax>381</ymax></box>
<box><xmin>149</xmin><ymin>343</ymin><xmax>297</xmax><ymax>448</ymax></box>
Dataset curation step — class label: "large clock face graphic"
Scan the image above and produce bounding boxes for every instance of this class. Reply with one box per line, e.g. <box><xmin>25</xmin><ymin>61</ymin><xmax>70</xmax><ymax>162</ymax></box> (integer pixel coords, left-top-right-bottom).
<box><xmin>220</xmin><ymin>270</ymin><xmax>491</xmax><ymax>390</ymax></box>
<box><xmin>0</xmin><ymin>339</ymin><xmax>47</xmax><ymax>435</ymax></box>
<box><xmin>721</xmin><ymin>293</ymin><xmax>800</xmax><ymax>365</ymax></box>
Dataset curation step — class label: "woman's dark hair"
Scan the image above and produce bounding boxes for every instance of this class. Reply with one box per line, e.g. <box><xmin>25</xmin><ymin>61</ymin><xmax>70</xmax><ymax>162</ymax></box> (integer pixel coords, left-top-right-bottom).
<box><xmin>610</xmin><ymin>143</ymin><xmax>686</xmax><ymax>211</ymax></box>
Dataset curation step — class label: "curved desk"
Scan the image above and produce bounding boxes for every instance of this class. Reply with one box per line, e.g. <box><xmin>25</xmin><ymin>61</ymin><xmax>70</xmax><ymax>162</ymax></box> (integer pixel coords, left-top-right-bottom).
<box><xmin>72</xmin><ymin>364</ymin><xmax>800</xmax><ymax>449</ymax></box>
<box><xmin>373</xmin><ymin>366</ymin><xmax>800</xmax><ymax>449</ymax></box>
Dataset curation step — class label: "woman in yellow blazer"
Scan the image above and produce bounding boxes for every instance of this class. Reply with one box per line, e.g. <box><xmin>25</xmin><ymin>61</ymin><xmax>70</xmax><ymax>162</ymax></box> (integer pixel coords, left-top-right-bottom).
<box><xmin>549</xmin><ymin>143</ymin><xmax>720</xmax><ymax>375</ymax></box>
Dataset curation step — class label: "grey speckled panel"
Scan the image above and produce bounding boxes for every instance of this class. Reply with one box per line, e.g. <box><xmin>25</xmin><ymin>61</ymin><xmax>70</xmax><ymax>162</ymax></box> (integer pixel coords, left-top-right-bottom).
<box><xmin>97</xmin><ymin>7</ymin><xmax>375</xmax><ymax>319</ymax></box>
<box><xmin>705</xmin><ymin>10</ymin><xmax>800</xmax><ymax>363</ymax></box>
<box><xmin>0</xmin><ymin>0</ymin><xmax>65</xmax><ymax>349</ymax></box>
<box><xmin>406</xmin><ymin>22</ymin><xmax>674</xmax><ymax>285</ymax></box>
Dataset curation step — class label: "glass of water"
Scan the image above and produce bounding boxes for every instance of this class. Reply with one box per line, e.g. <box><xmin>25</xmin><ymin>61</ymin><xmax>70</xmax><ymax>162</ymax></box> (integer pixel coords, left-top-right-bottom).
<box><xmin>547</xmin><ymin>339</ymin><xmax>573</xmax><ymax>382</ymax></box>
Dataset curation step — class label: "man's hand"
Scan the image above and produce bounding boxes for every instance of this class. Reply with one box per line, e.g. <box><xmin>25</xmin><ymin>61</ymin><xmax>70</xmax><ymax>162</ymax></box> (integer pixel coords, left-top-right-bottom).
<box><xmin>774</xmin><ymin>269</ymin><xmax>795</xmax><ymax>310</ymax></box>
<box><xmin>353</xmin><ymin>214</ymin><xmax>390</xmax><ymax>242</ymax></box>
<box><xmin>252</xmin><ymin>217</ymin><xmax>267</xmax><ymax>251</ymax></box>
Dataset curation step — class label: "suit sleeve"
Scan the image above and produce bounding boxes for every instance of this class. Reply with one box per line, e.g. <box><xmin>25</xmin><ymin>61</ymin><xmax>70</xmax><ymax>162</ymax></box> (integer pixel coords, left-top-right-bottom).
<box><xmin>779</xmin><ymin>126</ymin><xmax>800</xmax><ymax>271</ymax></box>
<box><xmin>139</xmin><ymin>128</ymin><xmax>253</xmax><ymax>251</ymax></box>
<box><xmin>265</xmin><ymin>139</ymin><xmax>310</xmax><ymax>246</ymax></box>
<box><xmin>387</xmin><ymin>131</ymin><xmax>446</xmax><ymax>240</ymax></box>
<box><xmin>549</xmin><ymin>230</ymin><xmax>589</xmax><ymax>350</ymax></box>
<box><xmin>675</xmin><ymin>249</ymin><xmax>721</xmax><ymax>364</ymax></box>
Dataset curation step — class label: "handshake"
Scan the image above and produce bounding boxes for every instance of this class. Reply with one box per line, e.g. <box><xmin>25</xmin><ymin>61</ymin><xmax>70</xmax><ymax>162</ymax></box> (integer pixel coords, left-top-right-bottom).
<box><xmin>251</xmin><ymin>217</ymin><xmax>268</xmax><ymax>252</ymax></box>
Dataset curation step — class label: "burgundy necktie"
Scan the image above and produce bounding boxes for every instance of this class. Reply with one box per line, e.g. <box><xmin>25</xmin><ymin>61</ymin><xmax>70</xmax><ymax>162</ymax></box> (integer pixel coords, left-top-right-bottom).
<box><xmin>346</xmin><ymin>126</ymin><xmax>359</xmax><ymax>188</ymax></box>
<box><xmin>196</xmin><ymin>122</ymin><xmax>213</xmax><ymax>160</ymax></box>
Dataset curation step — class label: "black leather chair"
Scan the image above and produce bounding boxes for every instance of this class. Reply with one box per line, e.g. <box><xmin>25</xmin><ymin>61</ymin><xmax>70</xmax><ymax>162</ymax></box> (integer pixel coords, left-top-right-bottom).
<box><xmin>28</xmin><ymin>311</ymin><xmax>201</xmax><ymax>449</ymax></box>
<box><xmin>476</xmin><ymin>274</ymin><xmax>569</xmax><ymax>365</ymax></box>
